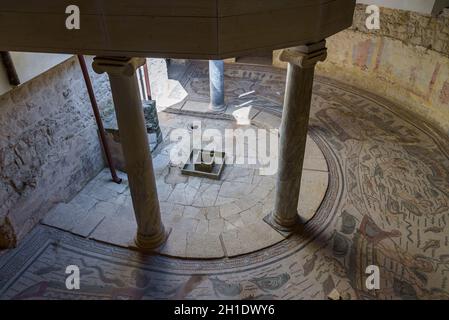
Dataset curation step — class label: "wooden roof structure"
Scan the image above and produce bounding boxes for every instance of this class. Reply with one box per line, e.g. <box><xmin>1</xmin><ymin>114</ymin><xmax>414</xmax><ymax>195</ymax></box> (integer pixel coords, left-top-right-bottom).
<box><xmin>0</xmin><ymin>0</ymin><xmax>356</xmax><ymax>59</ymax></box>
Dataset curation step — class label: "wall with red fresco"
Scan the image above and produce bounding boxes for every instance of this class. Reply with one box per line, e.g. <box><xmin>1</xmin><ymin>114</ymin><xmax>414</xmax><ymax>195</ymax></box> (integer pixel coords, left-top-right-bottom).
<box><xmin>274</xmin><ymin>4</ymin><xmax>449</xmax><ymax>135</ymax></box>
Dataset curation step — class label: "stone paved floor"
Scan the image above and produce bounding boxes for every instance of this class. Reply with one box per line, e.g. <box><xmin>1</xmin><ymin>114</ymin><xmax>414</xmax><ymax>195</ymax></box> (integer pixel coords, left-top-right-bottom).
<box><xmin>1</xmin><ymin>63</ymin><xmax>448</xmax><ymax>300</ymax></box>
<box><xmin>41</xmin><ymin>112</ymin><xmax>329</xmax><ymax>258</ymax></box>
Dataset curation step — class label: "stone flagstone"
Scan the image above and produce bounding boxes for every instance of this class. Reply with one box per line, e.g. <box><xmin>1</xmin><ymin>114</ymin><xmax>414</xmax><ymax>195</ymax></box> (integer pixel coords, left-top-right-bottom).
<box><xmin>41</xmin><ymin>108</ymin><xmax>329</xmax><ymax>259</ymax></box>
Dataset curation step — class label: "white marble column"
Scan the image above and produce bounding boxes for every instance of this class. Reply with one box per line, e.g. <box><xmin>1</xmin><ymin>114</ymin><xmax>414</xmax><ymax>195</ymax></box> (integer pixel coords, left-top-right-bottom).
<box><xmin>265</xmin><ymin>41</ymin><xmax>327</xmax><ymax>234</ymax></box>
<box><xmin>93</xmin><ymin>56</ymin><xmax>166</xmax><ymax>249</ymax></box>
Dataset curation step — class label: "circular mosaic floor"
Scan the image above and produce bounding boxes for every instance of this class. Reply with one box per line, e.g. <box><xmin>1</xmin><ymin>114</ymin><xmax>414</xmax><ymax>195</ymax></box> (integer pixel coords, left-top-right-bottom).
<box><xmin>16</xmin><ymin>63</ymin><xmax>449</xmax><ymax>300</ymax></box>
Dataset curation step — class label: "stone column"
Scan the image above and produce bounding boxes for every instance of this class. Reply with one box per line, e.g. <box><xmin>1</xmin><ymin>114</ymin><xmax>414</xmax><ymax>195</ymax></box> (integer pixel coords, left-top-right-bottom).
<box><xmin>209</xmin><ymin>60</ymin><xmax>226</xmax><ymax>112</ymax></box>
<box><xmin>93</xmin><ymin>56</ymin><xmax>166</xmax><ymax>249</ymax></box>
<box><xmin>265</xmin><ymin>41</ymin><xmax>327</xmax><ymax>234</ymax></box>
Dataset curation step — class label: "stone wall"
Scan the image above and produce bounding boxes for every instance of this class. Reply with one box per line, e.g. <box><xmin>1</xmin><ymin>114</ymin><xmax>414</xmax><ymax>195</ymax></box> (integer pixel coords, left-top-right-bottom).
<box><xmin>0</xmin><ymin>56</ymin><xmax>111</xmax><ymax>248</ymax></box>
<box><xmin>274</xmin><ymin>5</ymin><xmax>449</xmax><ymax>135</ymax></box>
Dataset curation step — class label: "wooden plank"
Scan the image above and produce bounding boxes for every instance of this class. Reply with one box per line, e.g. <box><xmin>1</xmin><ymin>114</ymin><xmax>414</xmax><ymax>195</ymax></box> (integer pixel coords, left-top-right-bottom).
<box><xmin>0</xmin><ymin>12</ymin><xmax>108</xmax><ymax>51</ymax></box>
<box><xmin>0</xmin><ymin>12</ymin><xmax>217</xmax><ymax>58</ymax></box>
<box><xmin>218</xmin><ymin>0</ymin><xmax>335</xmax><ymax>17</ymax></box>
<box><xmin>218</xmin><ymin>0</ymin><xmax>355</xmax><ymax>56</ymax></box>
<box><xmin>101</xmin><ymin>0</ymin><xmax>217</xmax><ymax>16</ymax></box>
<box><xmin>0</xmin><ymin>0</ymin><xmax>217</xmax><ymax>17</ymax></box>
<box><xmin>104</xmin><ymin>16</ymin><xmax>218</xmax><ymax>55</ymax></box>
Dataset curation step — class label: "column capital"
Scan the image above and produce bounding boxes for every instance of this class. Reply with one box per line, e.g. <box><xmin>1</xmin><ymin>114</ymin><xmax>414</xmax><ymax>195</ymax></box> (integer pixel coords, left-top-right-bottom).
<box><xmin>92</xmin><ymin>56</ymin><xmax>146</xmax><ymax>76</ymax></box>
<box><xmin>280</xmin><ymin>40</ymin><xmax>327</xmax><ymax>68</ymax></box>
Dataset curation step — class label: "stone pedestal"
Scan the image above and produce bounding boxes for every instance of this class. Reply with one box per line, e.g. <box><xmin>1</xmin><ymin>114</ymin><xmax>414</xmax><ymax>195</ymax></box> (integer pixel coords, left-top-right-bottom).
<box><xmin>265</xmin><ymin>41</ymin><xmax>327</xmax><ymax>234</ymax></box>
<box><xmin>209</xmin><ymin>60</ymin><xmax>226</xmax><ymax>112</ymax></box>
<box><xmin>93</xmin><ymin>56</ymin><xmax>166</xmax><ymax>250</ymax></box>
<box><xmin>143</xmin><ymin>100</ymin><xmax>163</xmax><ymax>144</ymax></box>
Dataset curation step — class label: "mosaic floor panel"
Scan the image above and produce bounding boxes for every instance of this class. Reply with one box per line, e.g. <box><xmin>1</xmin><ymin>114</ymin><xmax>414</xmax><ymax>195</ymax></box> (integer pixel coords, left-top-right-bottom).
<box><xmin>0</xmin><ymin>63</ymin><xmax>448</xmax><ymax>300</ymax></box>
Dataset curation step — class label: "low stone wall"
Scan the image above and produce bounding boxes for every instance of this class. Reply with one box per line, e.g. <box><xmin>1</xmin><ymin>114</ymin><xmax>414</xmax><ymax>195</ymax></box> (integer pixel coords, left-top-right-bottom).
<box><xmin>0</xmin><ymin>56</ymin><xmax>111</xmax><ymax>248</ymax></box>
<box><xmin>275</xmin><ymin>5</ymin><xmax>449</xmax><ymax>135</ymax></box>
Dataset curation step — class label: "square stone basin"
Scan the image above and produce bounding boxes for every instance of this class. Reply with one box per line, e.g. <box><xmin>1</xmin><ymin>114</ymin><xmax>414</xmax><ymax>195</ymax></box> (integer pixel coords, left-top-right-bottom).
<box><xmin>182</xmin><ymin>149</ymin><xmax>226</xmax><ymax>180</ymax></box>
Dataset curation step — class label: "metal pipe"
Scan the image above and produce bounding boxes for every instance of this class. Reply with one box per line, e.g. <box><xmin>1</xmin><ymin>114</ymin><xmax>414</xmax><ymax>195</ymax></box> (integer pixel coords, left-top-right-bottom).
<box><xmin>138</xmin><ymin>66</ymin><xmax>147</xmax><ymax>101</ymax></box>
<box><xmin>0</xmin><ymin>52</ymin><xmax>20</xmax><ymax>86</ymax></box>
<box><xmin>77</xmin><ymin>55</ymin><xmax>122</xmax><ymax>184</ymax></box>
<box><xmin>143</xmin><ymin>61</ymin><xmax>152</xmax><ymax>100</ymax></box>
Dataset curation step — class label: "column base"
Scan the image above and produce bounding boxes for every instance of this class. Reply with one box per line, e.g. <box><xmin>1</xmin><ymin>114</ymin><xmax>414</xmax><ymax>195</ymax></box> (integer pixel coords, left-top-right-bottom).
<box><xmin>263</xmin><ymin>212</ymin><xmax>302</xmax><ymax>237</ymax></box>
<box><xmin>208</xmin><ymin>104</ymin><xmax>226</xmax><ymax>113</ymax></box>
<box><xmin>134</xmin><ymin>227</ymin><xmax>168</xmax><ymax>251</ymax></box>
